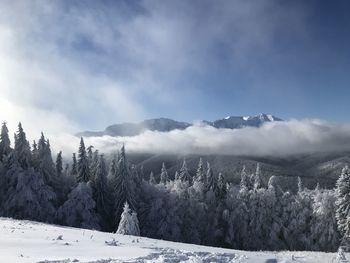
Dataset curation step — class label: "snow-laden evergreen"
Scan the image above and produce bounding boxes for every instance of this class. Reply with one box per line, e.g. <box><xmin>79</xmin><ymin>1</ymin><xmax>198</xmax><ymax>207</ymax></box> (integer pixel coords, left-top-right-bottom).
<box><xmin>77</xmin><ymin>137</ymin><xmax>90</xmax><ymax>183</ymax></box>
<box><xmin>57</xmin><ymin>182</ymin><xmax>100</xmax><ymax>230</ymax></box>
<box><xmin>116</xmin><ymin>202</ymin><xmax>140</xmax><ymax>236</ymax></box>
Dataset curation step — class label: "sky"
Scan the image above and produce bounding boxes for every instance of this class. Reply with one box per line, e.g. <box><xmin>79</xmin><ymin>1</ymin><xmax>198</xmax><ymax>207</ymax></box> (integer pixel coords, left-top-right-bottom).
<box><xmin>1</xmin><ymin>0</ymin><xmax>350</xmax><ymax>155</ymax></box>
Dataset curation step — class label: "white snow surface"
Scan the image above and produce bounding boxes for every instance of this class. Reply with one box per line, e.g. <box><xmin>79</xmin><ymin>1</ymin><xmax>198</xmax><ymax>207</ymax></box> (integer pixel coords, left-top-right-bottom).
<box><xmin>0</xmin><ymin>217</ymin><xmax>341</xmax><ymax>263</ymax></box>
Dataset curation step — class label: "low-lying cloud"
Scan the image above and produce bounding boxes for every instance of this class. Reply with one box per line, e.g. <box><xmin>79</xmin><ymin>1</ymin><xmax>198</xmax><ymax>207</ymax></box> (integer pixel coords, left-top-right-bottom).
<box><xmin>52</xmin><ymin>119</ymin><xmax>350</xmax><ymax>158</ymax></box>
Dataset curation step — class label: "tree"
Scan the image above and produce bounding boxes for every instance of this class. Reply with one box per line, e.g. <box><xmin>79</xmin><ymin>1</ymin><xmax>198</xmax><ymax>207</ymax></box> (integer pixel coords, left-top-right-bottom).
<box><xmin>57</xmin><ymin>182</ymin><xmax>100</xmax><ymax>230</ymax></box>
<box><xmin>37</xmin><ymin>133</ymin><xmax>58</xmax><ymax>189</ymax></box>
<box><xmin>71</xmin><ymin>153</ymin><xmax>78</xmax><ymax>177</ymax></box>
<box><xmin>56</xmin><ymin>151</ymin><xmax>63</xmax><ymax>177</ymax></box>
<box><xmin>14</xmin><ymin>123</ymin><xmax>31</xmax><ymax>169</ymax></box>
<box><xmin>77</xmin><ymin>137</ymin><xmax>90</xmax><ymax>183</ymax></box>
<box><xmin>0</xmin><ymin>122</ymin><xmax>11</xmax><ymax>161</ymax></box>
<box><xmin>113</xmin><ymin>145</ymin><xmax>136</xmax><ymax>226</ymax></box>
<box><xmin>335</xmin><ymin>166</ymin><xmax>350</xmax><ymax>244</ymax></box>
<box><xmin>116</xmin><ymin>202</ymin><xmax>140</xmax><ymax>236</ymax></box>
<box><xmin>206</xmin><ymin>162</ymin><xmax>217</xmax><ymax>192</ymax></box>
<box><xmin>3</xmin><ymin>167</ymin><xmax>56</xmax><ymax>223</ymax></box>
<box><xmin>149</xmin><ymin>171</ymin><xmax>156</xmax><ymax>184</ymax></box>
<box><xmin>311</xmin><ymin>189</ymin><xmax>339</xmax><ymax>251</ymax></box>
<box><xmin>160</xmin><ymin>162</ymin><xmax>169</xmax><ymax>184</ymax></box>
<box><xmin>239</xmin><ymin>165</ymin><xmax>250</xmax><ymax>191</ymax></box>
<box><xmin>194</xmin><ymin>158</ymin><xmax>205</xmax><ymax>184</ymax></box>
<box><xmin>253</xmin><ymin>163</ymin><xmax>262</xmax><ymax>190</ymax></box>
<box><xmin>92</xmin><ymin>154</ymin><xmax>112</xmax><ymax>230</ymax></box>
<box><xmin>179</xmin><ymin>159</ymin><xmax>192</xmax><ymax>183</ymax></box>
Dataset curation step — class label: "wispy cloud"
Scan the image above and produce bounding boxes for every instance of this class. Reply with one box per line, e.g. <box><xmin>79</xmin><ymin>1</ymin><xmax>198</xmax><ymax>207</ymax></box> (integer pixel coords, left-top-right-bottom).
<box><xmin>49</xmin><ymin>120</ymin><xmax>350</xmax><ymax>158</ymax></box>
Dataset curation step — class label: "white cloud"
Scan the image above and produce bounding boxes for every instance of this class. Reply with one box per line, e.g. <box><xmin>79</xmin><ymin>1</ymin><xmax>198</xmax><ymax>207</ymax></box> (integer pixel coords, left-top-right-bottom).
<box><xmin>50</xmin><ymin>119</ymin><xmax>350</xmax><ymax>158</ymax></box>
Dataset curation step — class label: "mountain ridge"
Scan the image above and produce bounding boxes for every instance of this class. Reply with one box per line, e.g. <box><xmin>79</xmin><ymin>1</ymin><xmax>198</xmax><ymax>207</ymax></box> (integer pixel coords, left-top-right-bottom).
<box><xmin>76</xmin><ymin>113</ymin><xmax>282</xmax><ymax>137</ymax></box>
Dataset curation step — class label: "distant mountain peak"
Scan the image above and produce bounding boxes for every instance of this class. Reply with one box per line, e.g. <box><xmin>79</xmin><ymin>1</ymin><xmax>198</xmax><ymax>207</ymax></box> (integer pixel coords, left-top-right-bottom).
<box><xmin>76</xmin><ymin>114</ymin><xmax>283</xmax><ymax>137</ymax></box>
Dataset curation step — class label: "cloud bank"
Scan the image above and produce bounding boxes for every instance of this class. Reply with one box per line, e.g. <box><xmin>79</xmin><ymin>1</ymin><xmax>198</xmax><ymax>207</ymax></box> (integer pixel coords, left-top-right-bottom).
<box><xmin>51</xmin><ymin>119</ymin><xmax>350</xmax><ymax>158</ymax></box>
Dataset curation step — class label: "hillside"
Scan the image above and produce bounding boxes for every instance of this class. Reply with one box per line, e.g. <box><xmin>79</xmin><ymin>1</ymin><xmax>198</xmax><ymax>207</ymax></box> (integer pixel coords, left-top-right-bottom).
<box><xmin>0</xmin><ymin>218</ymin><xmax>339</xmax><ymax>263</ymax></box>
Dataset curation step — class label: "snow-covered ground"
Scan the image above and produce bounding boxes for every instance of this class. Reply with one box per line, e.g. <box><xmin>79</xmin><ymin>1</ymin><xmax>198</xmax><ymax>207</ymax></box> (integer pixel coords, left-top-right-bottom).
<box><xmin>0</xmin><ymin>217</ymin><xmax>342</xmax><ymax>263</ymax></box>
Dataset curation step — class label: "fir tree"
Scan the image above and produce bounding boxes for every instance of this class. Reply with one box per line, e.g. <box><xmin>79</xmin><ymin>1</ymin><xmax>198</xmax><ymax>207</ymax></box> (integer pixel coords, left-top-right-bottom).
<box><xmin>195</xmin><ymin>158</ymin><xmax>205</xmax><ymax>183</ymax></box>
<box><xmin>160</xmin><ymin>162</ymin><xmax>169</xmax><ymax>184</ymax></box>
<box><xmin>0</xmin><ymin>122</ymin><xmax>11</xmax><ymax>161</ymax></box>
<box><xmin>57</xmin><ymin>182</ymin><xmax>100</xmax><ymax>230</ymax></box>
<box><xmin>92</xmin><ymin>154</ymin><xmax>112</xmax><ymax>230</ymax></box>
<box><xmin>179</xmin><ymin>159</ymin><xmax>191</xmax><ymax>183</ymax></box>
<box><xmin>335</xmin><ymin>166</ymin><xmax>350</xmax><ymax>244</ymax></box>
<box><xmin>14</xmin><ymin>123</ymin><xmax>31</xmax><ymax>169</ymax></box>
<box><xmin>149</xmin><ymin>171</ymin><xmax>156</xmax><ymax>184</ymax></box>
<box><xmin>71</xmin><ymin>153</ymin><xmax>78</xmax><ymax>177</ymax></box>
<box><xmin>77</xmin><ymin>137</ymin><xmax>90</xmax><ymax>183</ymax></box>
<box><xmin>116</xmin><ymin>202</ymin><xmax>140</xmax><ymax>236</ymax></box>
<box><xmin>253</xmin><ymin>163</ymin><xmax>262</xmax><ymax>190</ymax></box>
<box><xmin>113</xmin><ymin>145</ymin><xmax>136</xmax><ymax>226</ymax></box>
<box><xmin>56</xmin><ymin>151</ymin><xmax>63</xmax><ymax>177</ymax></box>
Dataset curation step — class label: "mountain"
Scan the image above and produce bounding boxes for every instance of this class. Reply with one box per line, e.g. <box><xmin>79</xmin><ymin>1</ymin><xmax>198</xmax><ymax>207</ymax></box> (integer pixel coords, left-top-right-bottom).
<box><xmin>77</xmin><ymin>113</ymin><xmax>282</xmax><ymax>137</ymax></box>
<box><xmin>205</xmin><ymin>113</ymin><xmax>282</xmax><ymax>129</ymax></box>
<box><xmin>0</xmin><ymin>217</ymin><xmax>335</xmax><ymax>262</ymax></box>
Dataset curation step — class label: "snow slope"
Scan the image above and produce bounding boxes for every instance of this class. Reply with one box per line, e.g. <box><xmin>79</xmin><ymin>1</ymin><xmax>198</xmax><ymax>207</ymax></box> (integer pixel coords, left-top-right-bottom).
<box><xmin>0</xmin><ymin>218</ymin><xmax>341</xmax><ymax>263</ymax></box>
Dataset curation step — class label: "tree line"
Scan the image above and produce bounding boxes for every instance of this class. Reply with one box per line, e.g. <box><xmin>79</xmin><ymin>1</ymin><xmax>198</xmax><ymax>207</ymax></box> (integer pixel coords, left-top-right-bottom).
<box><xmin>0</xmin><ymin>122</ymin><xmax>349</xmax><ymax>252</ymax></box>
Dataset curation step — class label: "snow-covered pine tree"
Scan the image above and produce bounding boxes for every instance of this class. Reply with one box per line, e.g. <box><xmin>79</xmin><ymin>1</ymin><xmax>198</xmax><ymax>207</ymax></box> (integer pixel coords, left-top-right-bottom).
<box><xmin>160</xmin><ymin>162</ymin><xmax>169</xmax><ymax>184</ymax></box>
<box><xmin>239</xmin><ymin>165</ymin><xmax>249</xmax><ymax>191</ymax></box>
<box><xmin>77</xmin><ymin>137</ymin><xmax>90</xmax><ymax>183</ymax></box>
<box><xmin>215</xmin><ymin>173</ymin><xmax>227</xmax><ymax>200</ymax></box>
<box><xmin>0</xmin><ymin>122</ymin><xmax>11</xmax><ymax>161</ymax></box>
<box><xmin>253</xmin><ymin>163</ymin><xmax>262</xmax><ymax>190</ymax></box>
<box><xmin>149</xmin><ymin>171</ymin><xmax>156</xmax><ymax>184</ymax></box>
<box><xmin>92</xmin><ymin>154</ymin><xmax>112</xmax><ymax>230</ymax></box>
<box><xmin>179</xmin><ymin>159</ymin><xmax>192</xmax><ymax>183</ymax></box>
<box><xmin>57</xmin><ymin>182</ymin><xmax>100</xmax><ymax>230</ymax></box>
<box><xmin>71</xmin><ymin>153</ymin><xmax>78</xmax><ymax>177</ymax></box>
<box><xmin>14</xmin><ymin>123</ymin><xmax>31</xmax><ymax>169</ymax></box>
<box><xmin>311</xmin><ymin>189</ymin><xmax>339</xmax><ymax>251</ymax></box>
<box><xmin>335</xmin><ymin>166</ymin><xmax>350</xmax><ymax>244</ymax></box>
<box><xmin>113</xmin><ymin>145</ymin><xmax>137</xmax><ymax>226</ymax></box>
<box><xmin>206</xmin><ymin>162</ymin><xmax>217</xmax><ymax>192</ymax></box>
<box><xmin>116</xmin><ymin>202</ymin><xmax>140</xmax><ymax>236</ymax></box>
<box><xmin>3</xmin><ymin>162</ymin><xmax>56</xmax><ymax>223</ymax></box>
<box><xmin>195</xmin><ymin>158</ymin><xmax>206</xmax><ymax>183</ymax></box>
<box><xmin>37</xmin><ymin>133</ymin><xmax>59</xmax><ymax>191</ymax></box>
<box><xmin>56</xmin><ymin>151</ymin><xmax>63</xmax><ymax>177</ymax></box>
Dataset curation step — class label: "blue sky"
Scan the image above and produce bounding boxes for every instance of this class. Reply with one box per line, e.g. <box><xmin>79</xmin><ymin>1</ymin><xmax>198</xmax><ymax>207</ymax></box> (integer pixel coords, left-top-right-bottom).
<box><xmin>0</xmin><ymin>0</ymin><xmax>350</xmax><ymax>135</ymax></box>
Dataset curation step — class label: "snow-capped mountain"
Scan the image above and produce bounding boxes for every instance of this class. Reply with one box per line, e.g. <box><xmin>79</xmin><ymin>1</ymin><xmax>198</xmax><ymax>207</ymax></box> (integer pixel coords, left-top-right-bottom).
<box><xmin>77</xmin><ymin>113</ymin><xmax>282</xmax><ymax>137</ymax></box>
<box><xmin>204</xmin><ymin>113</ymin><xmax>282</xmax><ymax>129</ymax></box>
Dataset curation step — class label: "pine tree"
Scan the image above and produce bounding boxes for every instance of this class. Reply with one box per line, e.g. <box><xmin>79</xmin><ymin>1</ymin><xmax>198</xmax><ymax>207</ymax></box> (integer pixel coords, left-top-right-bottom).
<box><xmin>57</xmin><ymin>182</ymin><xmax>100</xmax><ymax>230</ymax></box>
<box><xmin>336</xmin><ymin>166</ymin><xmax>350</xmax><ymax>244</ymax></box>
<box><xmin>195</xmin><ymin>158</ymin><xmax>205</xmax><ymax>183</ymax></box>
<box><xmin>149</xmin><ymin>171</ymin><xmax>156</xmax><ymax>184</ymax></box>
<box><xmin>253</xmin><ymin>163</ymin><xmax>262</xmax><ymax>190</ymax></box>
<box><xmin>14</xmin><ymin>123</ymin><xmax>31</xmax><ymax>169</ymax></box>
<box><xmin>179</xmin><ymin>159</ymin><xmax>191</xmax><ymax>183</ymax></box>
<box><xmin>56</xmin><ymin>151</ymin><xmax>63</xmax><ymax>177</ymax></box>
<box><xmin>160</xmin><ymin>162</ymin><xmax>169</xmax><ymax>184</ymax></box>
<box><xmin>113</xmin><ymin>145</ymin><xmax>136</xmax><ymax>226</ymax></box>
<box><xmin>206</xmin><ymin>162</ymin><xmax>217</xmax><ymax>192</ymax></box>
<box><xmin>3</xmin><ymin>167</ymin><xmax>56</xmax><ymax>223</ymax></box>
<box><xmin>311</xmin><ymin>189</ymin><xmax>339</xmax><ymax>251</ymax></box>
<box><xmin>116</xmin><ymin>202</ymin><xmax>140</xmax><ymax>236</ymax></box>
<box><xmin>0</xmin><ymin>122</ymin><xmax>11</xmax><ymax>161</ymax></box>
<box><xmin>92</xmin><ymin>154</ymin><xmax>112</xmax><ymax>230</ymax></box>
<box><xmin>240</xmin><ymin>165</ymin><xmax>250</xmax><ymax>191</ymax></box>
<box><xmin>37</xmin><ymin>133</ymin><xmax>57</xmax><ymax>188</ymax></box>
<box><xmin>71</xmin><ymin>153</ymin><xmax>78</xmax><ymax>176</ymax></box>
<box><xmin>77</xmin><ymin>137</ymin><xmax>90</xmax><ymax>183</ymax></box>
